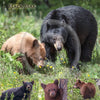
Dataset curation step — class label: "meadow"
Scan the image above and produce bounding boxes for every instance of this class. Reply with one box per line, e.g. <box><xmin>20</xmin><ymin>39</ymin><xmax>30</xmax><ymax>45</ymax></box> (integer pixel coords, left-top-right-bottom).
<box><xmin>0</xmin><ymin>5</ymin><xmax>100</xmax><ymax>100</ymax></box>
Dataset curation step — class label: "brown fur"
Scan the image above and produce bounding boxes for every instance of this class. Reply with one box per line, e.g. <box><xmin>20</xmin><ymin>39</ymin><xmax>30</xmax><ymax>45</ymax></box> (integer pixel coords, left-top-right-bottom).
<box><xmin>73</xmin><ymin>80</ymin><xmax>96</xmax><ymax>99</ymax></box>
<box><xmin>41</xmin><ymin>80</ymin><xmax>63</xmax><ymax>100</ymax></box>
<box><xmin>1</xmin><ymin>32</ymin><xmax>46</xmax><ymax>73</ymax></box>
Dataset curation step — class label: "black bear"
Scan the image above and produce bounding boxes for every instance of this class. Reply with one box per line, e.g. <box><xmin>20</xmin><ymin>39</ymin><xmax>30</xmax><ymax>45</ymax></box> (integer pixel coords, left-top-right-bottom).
<box><xmin>40</xmin><ymin>5</ymin><xmax>97</xmax><ymax>68</ymax></box>
<box><xmin>41</xmin><ymin>80</ymin><xmax>63</xmax><ymax>100</ymax></box>
<box><xmin>73</xmin><ymin>80</ymin><xmax>96</xmax><ymax>99</ymax></box>
<box><xmin>0</xmin><ymin>81</ymin><xmax>34</xmax><ymax>100</ymax></box>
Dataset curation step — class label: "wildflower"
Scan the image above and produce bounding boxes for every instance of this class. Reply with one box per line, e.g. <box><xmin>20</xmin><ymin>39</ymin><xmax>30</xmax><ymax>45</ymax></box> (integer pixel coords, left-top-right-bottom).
<box><xmin>88</xmin><ymin>74</ymin><xmax>90</xmax><ymax>77</ymax></box>
<box><xmin>60</xmin><ymin>58</ymin><xmax>63</xmax><ymax>60</ymax></box>
<box><xmin>15</xmin><ymin>77</ymin><xmax>17</xmax><ymax>79</ymax></box>
<box><xmin>1</xmin><ymin>84</ymin><xmax>3</xmax><ymax>86</ymax></box>
<box><xmin>50</xmin><ymin>66</ymin><xmax>53</xmax><ymax>68</ymax></box>
<box><xmin>7</xmin><ymin>83</ymin><xmax>9</xmax><ymax>85</ymax></box>
<box><xmin>39</xmin><ymin>65</ymin><xmax>42</xmax><ymax>68</ymax></box>
<box><xmin>63</xmin><ymin>61</ymin><xmax>66</xmax><ymax>64</ymax></box>
<box><xmin>46</xmin><ymin>65</ymin><xmax>49</xmax><ymax>67</ymax></box>
<box><xmin>72</xmin><ymin>66</ymin><xmax>74</xmax><ymax>69</ymax></box>
<box><xmin>59</xmin><ymin>72</ymin><xmax>62</xmax><ymax>74</ymax></box>
<box><xmin>45</xmin><ymin>57</ymin><xmax>47</xmax><ymax>60</ymax></box>
<box><xmin>38</xmin><ymin>94</ymin><xmax>42</xmax><ymax>98</ymax></box>
<box><xmin>13</xmin><ymin>72</ymin><xmax>16</xmax><ymax>74</ymax></box>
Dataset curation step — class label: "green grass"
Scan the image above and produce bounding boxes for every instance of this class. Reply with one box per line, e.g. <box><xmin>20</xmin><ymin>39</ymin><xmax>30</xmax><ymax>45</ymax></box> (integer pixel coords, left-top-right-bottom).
<box><xmin>0</xmin><ymin>8</ymin><xmax>100</xmax><ymax>100</ymax></box>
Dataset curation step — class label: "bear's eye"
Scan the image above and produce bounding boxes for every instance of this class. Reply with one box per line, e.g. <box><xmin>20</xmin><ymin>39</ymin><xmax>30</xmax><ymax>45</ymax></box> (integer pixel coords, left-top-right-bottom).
<box><xmin>53</xmin><ymin>40</ymin><xmax>56</xmax><ymax>43</ymax></box>
<box><xmin>54</xmin><ymin>30</ymin><xmax>59</xmax><ymax>33</ymax></box>
<box><xmin>53</xmin><ymin>89</ymin><xmax>55</xmax><ymax>91</ymax></box>
<box><xmin>53</xmin><ymin>38</ymin><xmax>56</xmax><ymax>43</ymax></box>
<box><xmin>48</xmin><ymin>89</ymin><xmax>50</xmax><ymax>92</ymax></box>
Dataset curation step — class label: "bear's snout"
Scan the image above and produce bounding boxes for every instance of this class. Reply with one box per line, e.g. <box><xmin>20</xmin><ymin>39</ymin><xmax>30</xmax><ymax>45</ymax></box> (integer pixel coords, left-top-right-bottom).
<box><xmin>54</xmin><ymin>41</ymin><xmax>63</xmax><ymax>51</ymax></box>
<box><xmin>37</xmin><ymin>61</ymin><xmax>45</xmax><ymax>68</ymax></box>
<box><xmin>57</xmin><ymin>46</ymin><xmax>62</xmax><ymax>51</ymax></box>
<box><xmin>26</xmin><ymin>85</ymin><xmax>32</xmax><ymax>91</ymax></box>
<box><xmin>50</xmin><ymin>91</ymin><xmax>56</xmax><ymax>97</ymax></box>
<box><xmin>73</xmin><ymin>85</ymin><xmax>77</xmax><ymax>88</ymax></box>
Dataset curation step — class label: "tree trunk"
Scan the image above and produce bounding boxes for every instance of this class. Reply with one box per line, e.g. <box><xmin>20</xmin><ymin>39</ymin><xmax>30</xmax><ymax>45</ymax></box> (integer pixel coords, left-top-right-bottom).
<box><xmin>59</xmin><ymin>79</ymin><xmax>68</xmax><ymax>100</ymax></box>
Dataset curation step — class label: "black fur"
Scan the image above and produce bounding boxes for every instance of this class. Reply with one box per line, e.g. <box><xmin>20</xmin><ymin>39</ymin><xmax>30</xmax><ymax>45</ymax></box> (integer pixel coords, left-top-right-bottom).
<box><xmin>40</xmin><ymin>5</ymin><xmax>97</xmax><ymax>66</ymax></box>
<box><xmin>0</xmin><ymin>81</ymin><xmax>34</xmax><ymax>100</ymax></box>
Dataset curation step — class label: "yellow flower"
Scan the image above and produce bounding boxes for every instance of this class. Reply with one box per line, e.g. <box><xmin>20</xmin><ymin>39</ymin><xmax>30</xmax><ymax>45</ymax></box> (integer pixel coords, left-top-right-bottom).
<box><xmin>88</xmin><ymin>74</ymin><xmax>90</xmax><ymax>77</ymax></box>
<box><xmin>60</xmin><ymin>58</ymin><xmax>63</xmax><ymax>60</ymax></box>
<box><xmin>1</xmin><ymin>84</ymin><xmax>3</xmax><ymax>86</ymax></box>
<box><xmin>45</xmin><ymin>57</ymin><xmax>47</xmax><ymax>60</ymax></box>
<box><xmin>72</xmin><ymin>66</ymin><xmax>74</xmax><ymax>69</ymax></box>
<box><xmin>63</xmin><ymin>61</ymin><xmax>66</xmax><ymax>64</ymax></box>
<box><xmin>46</xmin><ymin>65</ymin><xmax>49</xmax><ymax>67</ymax></box>
<box><xmin>13</xmin><ymin>72</ymin><xmax>16</xmax><ymax>74</ymax></box>
<box><xmin>39</xmin><ymin>65</ymin><xmax>42</xmax><ymax>68</ymax></box>
<box><xmin>15</xmin><ymin>77</ymin><xmax>17</xmax><ymax>79</ymax></box>
<box><xmin>50</xmin><ymin>66</ymin><xmax>53</xmax><ymax>68</ymax></box>
<box><xmin>59</xmin><ymin>72</ymin><xmax>62</xmax><ymax>74</ymax></box>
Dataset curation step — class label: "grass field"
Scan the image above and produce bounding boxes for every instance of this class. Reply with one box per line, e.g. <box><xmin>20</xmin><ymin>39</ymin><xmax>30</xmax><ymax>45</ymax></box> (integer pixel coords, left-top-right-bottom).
<box><xmin>0</xmin><ymin>7</ymin><xmax>100</xmax><ymax>100</ymax></box>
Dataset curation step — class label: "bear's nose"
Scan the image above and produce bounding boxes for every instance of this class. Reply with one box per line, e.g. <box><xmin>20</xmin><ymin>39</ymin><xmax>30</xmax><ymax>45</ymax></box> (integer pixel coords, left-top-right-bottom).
<box><xmin>51</xmin><ymin>92</ymin><xmax>56</xmax><ymax>97</ymax></box>
<box><xmin>28</xmin><ymin>86</ymin><xmax>30</xmax><ymax>89</ymax></box>
<box><xmin>57</xmin><ymin>47</ymin><xmax>62</xmax><ymax>51</ymax></box>
<box><xmin>51</xmin><ymin>93</ymin><xmax>54</xmax><ymax>96</ymax></box>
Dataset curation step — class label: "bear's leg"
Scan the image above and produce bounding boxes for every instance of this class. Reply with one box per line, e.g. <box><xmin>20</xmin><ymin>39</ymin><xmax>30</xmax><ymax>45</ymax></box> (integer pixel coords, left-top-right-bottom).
<box><xmin>65</xmin><ymin>47</ymin><xmax>75</xmax><ymax>65</ymax></box>
<box><xmin>80</xmin><ymin>32</ymin><xmax>97</xmax><ymax>62</ymax></box>
<box><xmin>64</xmin><ymin>39</ymin><xmax>75</xmax><ymax>66</ymax></box>
<box><xmin>45</xmin><ymin>44</ymin><xmax>57</xmax><ymax>62</ymax></box>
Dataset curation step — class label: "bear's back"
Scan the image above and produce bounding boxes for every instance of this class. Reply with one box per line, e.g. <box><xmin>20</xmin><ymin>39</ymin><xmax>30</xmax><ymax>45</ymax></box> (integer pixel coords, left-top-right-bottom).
<box><xmin>42</xmin><ymin>5</ymin><xmax>97</xmax><ymax>44</ymax></box>
<box><xmin>80</xmin><ymin>82</ymin><xmax>96</xmax><ymax>99</ymax></box>
<box><xmin>46</xmin><ymin>5</ymin><xmax>96</xmax><ymax>28</ymax></box>
<box><xmin>1</xmin><ymin>87</ymin><xmax>22</xmax><ymax>100</ymax></box>
<box><xmin>1</xmin><ymin>32</ymin><xmax>36</xmax><ymax>55</ymax></box>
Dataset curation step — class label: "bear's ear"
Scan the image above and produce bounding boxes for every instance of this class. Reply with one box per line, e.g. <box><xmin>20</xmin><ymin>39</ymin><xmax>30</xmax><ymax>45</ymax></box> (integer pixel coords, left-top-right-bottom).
<box><xmin>77</xmin><ymin>80</ymin><xmax>81</xmax><ymax>83</ymax></box>
<box><xmin>32</xmin><ymin>39</ymin><xmax>39</xmax><ymax>48</ymax></box>
<box><xmin>54</xmin><ymin>79</ymin><xmax>58</xmax><ymax>86</ymax></box>
<box><xmin>23</xmin><ymin>81</ymin><xmax>26</xmax><ymax>85</ymax></box>
<box><xmin>61</xmin><ymin>15</ymin><xmax>69</xmax><ymax>24</ymax></box>
<box><xmin>50</xmin><ymin>10</ymin><xmax>58</xmax><ymax>19</ymax></box>
<box><xmin>31</xmin><ymin>81</ymin><xmax>34</xmax><ymax>85</ymax></box>
<box><xmin>47</xmin><ymin>23</ymin><xmax>50</xmax><ymax>30</ymax></box>
<box><xmin>41</xmin><ymin>83</ymin><xmax>46</xmax><ymax>89</ymax></box>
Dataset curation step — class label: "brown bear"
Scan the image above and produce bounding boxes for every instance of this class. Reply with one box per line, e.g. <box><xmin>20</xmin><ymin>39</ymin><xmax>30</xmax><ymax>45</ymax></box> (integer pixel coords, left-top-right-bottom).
<box><xmin>41</xmin><ymin>80</ymin><xmax>63</xmax><ymax>100</ymax></box>
<box><xmin>73</xmin><ymin>80</ymin><xmax>96</xmax><ymax>99</ymax></box>
<box><xmin>1</xmin><ymin>32</ymin><xmax>46</xmax><ymax>74</ymax></box>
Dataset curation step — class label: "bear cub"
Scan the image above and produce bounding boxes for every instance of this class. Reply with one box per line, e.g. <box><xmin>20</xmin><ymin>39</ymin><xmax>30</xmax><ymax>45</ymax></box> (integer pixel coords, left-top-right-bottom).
<box><xmin>73</xmin><ymin>80</ymin><xmax>96</xmax><ymax>99</ymax></box>
<box><xmin>41</xmin><ymin>79</ymin><xmax>63</xmax><ymax>100</ymax></box>
<box><xmin>0</xmin><ymin>81</ymin><xmax>34</xmax><ymax>100</ymax></box>
<box><xmin>1</xmin><ymin>32</ymin><xmax>46</xmax><ymax>74</ymax></box>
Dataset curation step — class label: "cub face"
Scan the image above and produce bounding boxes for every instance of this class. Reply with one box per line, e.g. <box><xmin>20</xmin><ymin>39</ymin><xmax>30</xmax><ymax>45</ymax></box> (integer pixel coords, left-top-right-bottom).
<box><xmin>73</xmin><ymin>80</ymin><xmax>85</xmax><ymax>89</ymax></box>
<box><xmin>41</xmin><ymin>80</ymin><xmax>59</xmax><ymax>98</ymax></box>
<box><xmin>23</xmin><ymin>81</ymin><xmax>34</xmax><ymax>92</ymax></box>
<box><xmin>28</xmin><ymin>39</ymin><xmax>46</xmax><ymax>67</ymax></box>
